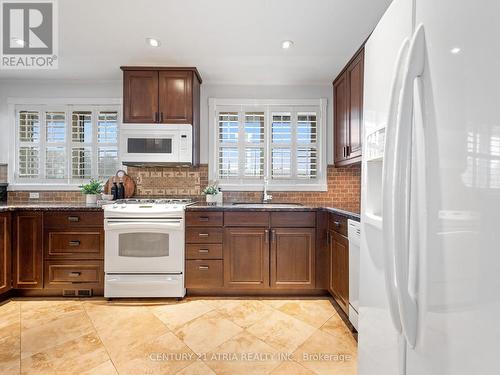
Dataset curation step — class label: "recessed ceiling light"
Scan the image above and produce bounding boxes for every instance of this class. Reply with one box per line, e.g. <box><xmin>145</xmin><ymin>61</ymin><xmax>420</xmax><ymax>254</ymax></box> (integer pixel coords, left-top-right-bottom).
<box><xmin>450</xmin><ymin>47</ymin><xmax>461</xmax><ymax>54</ymax></box>
<box><xmin>281</xmin><ymin>40</ymin><xmax>294</xmax><ymax>49</ymax></box>
<box><xmin>146</xmin><ymin>37</ymin><xmax>161</xmax><ymax>47</ymax></box>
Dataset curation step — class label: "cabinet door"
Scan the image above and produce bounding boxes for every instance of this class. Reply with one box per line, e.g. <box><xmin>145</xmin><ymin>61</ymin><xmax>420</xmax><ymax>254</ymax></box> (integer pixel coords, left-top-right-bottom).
<box><xmin>271</xmin><ymin>228</ymin><xmax>315</xmax><ymax>289</ymax></box>
<box><xmin>223</xmin><ymin>227</ymin><xmax>269</xmax><ymax>289</ymax></box>
<box><xmin>158</xmin><ymin>70</ymin><xmax>193</xmax><ymax>124</ymax></box>
<box><xmin>0</xmin><ymin>213</ymin><xmax>11</xmax><ymax>295</ymax></box>
<box><xmin>123</xmin><ymin>70</ymin><xmax>159</xmax><ymax>123</ymax></box>
<box><xmin>13</xmin><ymin>212</ymin><xmax>43</xmax><ymax>289</ymax></box>
<box><xmin>334</xmin><ymin>72</ymin><xmax>349</xmax><ymax>165</ymax></box>
<box><xmin>329</xmin><ymin>230</ymin><xmax>349</xmax><ymax>314</ymax></box>
<box><xmin>347</xmin><ymin>49</ymin><xmax>364</xmax><ymax>160</ymax></box>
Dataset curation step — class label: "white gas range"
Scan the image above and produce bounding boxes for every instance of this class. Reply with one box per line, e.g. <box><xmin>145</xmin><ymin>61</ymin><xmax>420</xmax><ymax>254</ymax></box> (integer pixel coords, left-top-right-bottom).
<box><xmin>103</xmin><ymin>198</ymin><xmax>192</xmax><ymax>298</ymax></box>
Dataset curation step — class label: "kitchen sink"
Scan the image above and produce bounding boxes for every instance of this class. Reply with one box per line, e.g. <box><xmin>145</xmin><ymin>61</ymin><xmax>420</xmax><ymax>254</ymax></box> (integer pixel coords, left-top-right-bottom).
<box><xmin>230</xmin><ymin>202</ymin><xmax>303</xmax><ymax>208</ymax></box>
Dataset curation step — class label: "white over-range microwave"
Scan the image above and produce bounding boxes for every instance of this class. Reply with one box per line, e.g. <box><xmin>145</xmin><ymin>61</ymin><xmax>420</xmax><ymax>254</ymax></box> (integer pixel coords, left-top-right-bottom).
<box><xmin>120</xmin><ymin>124</ymin><xmax>192</xmax><ymax>166</ymax></box>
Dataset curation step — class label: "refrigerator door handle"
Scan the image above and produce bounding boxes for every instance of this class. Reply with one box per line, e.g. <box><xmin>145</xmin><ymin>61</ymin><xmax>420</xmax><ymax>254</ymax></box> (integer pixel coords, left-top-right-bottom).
<box><xmin>382</xmin><ymin>37</ymin><xmax>411</xmax><ymax>335</ymax></box>
<box><xmin>393</xmin><ymin>24</ymin><xmax>426</xmax><ymax>349</ymax></box>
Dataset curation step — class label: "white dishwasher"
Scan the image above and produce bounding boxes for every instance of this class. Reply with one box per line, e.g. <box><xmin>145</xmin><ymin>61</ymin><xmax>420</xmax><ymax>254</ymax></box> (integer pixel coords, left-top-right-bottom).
<box><xmin>347</xmin><ymin>219</ymin><xmax>361</xmax><ymax>330</ymax></box>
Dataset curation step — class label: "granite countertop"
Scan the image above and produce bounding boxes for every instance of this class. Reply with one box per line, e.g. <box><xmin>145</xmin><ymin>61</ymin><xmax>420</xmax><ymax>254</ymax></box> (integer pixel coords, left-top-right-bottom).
<box><xmin>0</xmin><ymin>202</ymin><xmax>104</xmax><ymax>212</ymax></box>
<box><xmin>187</xmin><ymin>202</ymin><xmax>360</xmax><ymax>221</ymax></box>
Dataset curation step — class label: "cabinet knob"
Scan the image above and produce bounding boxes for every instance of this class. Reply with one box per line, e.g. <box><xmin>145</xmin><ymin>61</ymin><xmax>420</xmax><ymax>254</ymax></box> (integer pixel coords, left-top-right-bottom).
<box><xmin>333</xmin><ymin>221</ymin><xmax>341</xmax><ymax>227</ymax></box>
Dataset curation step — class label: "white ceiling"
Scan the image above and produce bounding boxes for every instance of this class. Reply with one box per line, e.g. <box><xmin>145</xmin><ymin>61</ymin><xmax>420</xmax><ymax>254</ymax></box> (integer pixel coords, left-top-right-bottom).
<box><xmin>0</xmin><ymin>0</ymin><xmax>392</xmax><ymax>84</ymax></box>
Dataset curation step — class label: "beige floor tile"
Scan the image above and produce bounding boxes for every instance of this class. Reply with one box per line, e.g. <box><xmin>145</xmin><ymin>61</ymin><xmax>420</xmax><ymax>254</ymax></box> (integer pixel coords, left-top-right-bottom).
<box><xmin>0</xmin><ymin>332</ymin><xmax>21</xmax><ymax>375</ymax></box>
<box><xmin>0</xmin><ymin>301</ymin><xmax>20</xmax><ymax>333</ymax></box>
<box><xmin>270</xmin><ymin>361</ymin><xmax>316</xmax><ymax>374</ymax></box>
<box><xmin>150</xmin><ymin>300</ymin><xmax>214</xmax><ymax>330</ymax></box>
<box><xmin>85</xmin><ymin>304</ymin><xmax>169</xmax><ymax>358</ymax></box>
<box><xmin>204</xmin><ymin>331</ymin><xmax>281</xmax><ymax>375</ymax></box>
<box><xmin>276</xmin><ymin>299</ymin><xmax>336</xmax><ymax>328</ymax></box>
<box><xmin>320</xmin><ymin>314</ymin><xmax>354</xmax><ymax>339</ymax></box>
<box><xmin>200</xmin><ymin>298</ymin><xmax>238</xmax><ymax>309</ymax></box>
<box><xmin>21</xmin><ymin>311</ymin><xmax>95</xmax><ymax>358</ymax></box>
<box><xmin>21</xmin><ymin>332</ymin><xmax>110</xmax><ymax>375</ymax></box>
<box><xmin>260</xmin><ymin>299</ymin><xmax>293</xmax><ymax>309</ymax></box>
<box><xmin>174</xmin><ymin>310</ymin><xmax>243</xmax><ymax>354</ymax></box>
<box><xmin>217</xmin><ymin>300</ymin><xmax>275</xmax><ymax>328</ymax></box>
<box><xmin>293</xmin><ymin>330</ymin><xmax>357</xmax><ymax>375</ymax></box>
<box><xmin>110</xmin><ymin>332</ymin><xmax>195</xmax><ymax>375</ymax></box>
<box><xmin>21</xmin><ymin>299</ymin><xmax>83</xmax><ymax>330</ymax></box>
<box><xmin>81</xmin><ymin>360</ymin><xmax>118</xmax><ymax>375</ymax></box>
<box><xmin>175</xmin><ymin>360</ymin><xmax>216</xmax><ymax>375</ymax></box>
<box><xmin>246</xmin><ymin>309</ymin><xmax>316</xmax><ymax>353</ymax></box>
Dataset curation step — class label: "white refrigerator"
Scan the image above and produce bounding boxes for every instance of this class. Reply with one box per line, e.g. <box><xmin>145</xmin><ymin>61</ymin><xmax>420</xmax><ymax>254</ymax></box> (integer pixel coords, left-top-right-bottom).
<box><xmin>358</xmin><ymin>0</ymin><xmax>500</xmax><ymax>374</ymax></box>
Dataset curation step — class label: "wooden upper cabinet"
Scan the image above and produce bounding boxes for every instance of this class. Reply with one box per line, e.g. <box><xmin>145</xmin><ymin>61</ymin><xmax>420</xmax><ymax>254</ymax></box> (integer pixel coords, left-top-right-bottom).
<box><xmin>333</xmin><ymin>47</ymin><xmax>364</xmax><ymax>166</ymax></box>
<box><xmin>223</xmin><ymin>227</ymin><xmax>269</xmax><ymax>289</ymax></box>
<box><xmin>329</xmin><ymin>230</ymin><xmax>349</xmax><ymax>314</ymax></box>
<box><xmin>334</xmin><ymin>73</ymin><xmax>349</xmax><ymax>164</ymax></box>
<box><xmin>271</xmin><ymin>228</ymin><xmax>315</xmax><ymax>289</ymax></box>
<box><xmin>13</xmin><ymin>212</ymin><xmax>43</xmax><ymax>289</ymax></box>
<box><xmin>347</xmin><ymin>51</ymin><xmax>364</xmax><ymax>160</ymax></box>
<box><xmin>123</xmin><ymin>70</ymin><xmax>159</xmax><ymax>123</ymax></box>
<box><xmin>0</xmin><ymin>212</ymin><xmax>11</xmax><ymax>295</ymax></box>
<box><xmin>158</xmin><ymin>70</ymin><xmax>193</xmax><ymax>124</ymax></box>
<box><xmin>121</xmin><ymin>67</ymin><xmax>201</xmax><ymax>125</ymax></box>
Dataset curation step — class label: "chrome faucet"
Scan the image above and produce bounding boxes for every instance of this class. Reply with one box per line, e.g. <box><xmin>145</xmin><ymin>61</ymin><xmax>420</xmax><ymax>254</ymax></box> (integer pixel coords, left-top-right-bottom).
<box><xmin>263</xmin><ymin>177</ymin><xmax>273</xmax><ymax>203</ymax></box>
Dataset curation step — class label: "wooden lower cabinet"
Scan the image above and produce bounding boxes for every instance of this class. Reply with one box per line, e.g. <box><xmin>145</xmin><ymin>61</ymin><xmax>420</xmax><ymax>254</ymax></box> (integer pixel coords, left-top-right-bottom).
<box><xmin>13</xmin><ymin>211</ymin><xmax>43</xmax><ymax>289</ymax></box>
<box><xmin>44</xmin><ymin>260</ymin><xmax>104</xmax><ymax>294</ymax></box>
<box><xmin>271</xmin><ymin>228</ymin><xmax>315</xmax><ymax>289</ymax></box>
<box><xmin>223</xmin><ymin>227</ymin><xmax>269</xmax><ymax>289</ymax></box>
<box><xmin>186</xmin><ymin>260</ymin><xmax>223</xmax><ymax>288</ymax></box>
<box><xmin>0</xmin><ymin>212</ymin><xmax>11</xmax><ymax>295</ymax></box>
<box><xmin>329</xmin><ymin>230</ymin><xmax>349</xmax><ymax>313</ymax></box>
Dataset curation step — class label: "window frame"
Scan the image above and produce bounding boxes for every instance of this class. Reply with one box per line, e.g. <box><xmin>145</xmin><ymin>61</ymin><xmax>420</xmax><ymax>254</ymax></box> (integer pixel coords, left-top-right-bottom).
<box><xmin>8</xmin><ymin>98</ymin><xmax>122</xmax><ymax>191</ymax></box>
<box><xmin>209</xmin><ymin>98</ymin><xmax>327</xmax><ymax>191</ymax></box>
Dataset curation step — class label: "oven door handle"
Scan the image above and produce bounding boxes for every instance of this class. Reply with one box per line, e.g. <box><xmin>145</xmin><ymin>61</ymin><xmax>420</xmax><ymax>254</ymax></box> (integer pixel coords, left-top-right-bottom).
<box><xmin>105</xmin><ymin>221</ymin><xmax>183</xmax><ymax>230</ymax></box>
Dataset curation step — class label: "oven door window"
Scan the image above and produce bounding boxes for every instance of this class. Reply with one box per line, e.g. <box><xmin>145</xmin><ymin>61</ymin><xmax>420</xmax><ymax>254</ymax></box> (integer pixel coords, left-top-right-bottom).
<box><xmin>127</xmin><ymin>138</ymin><xmax>172</xmax><ymax>154</ymax></box>
<box><xmin>119</xmin><ymin>233</ymin><xmax>169</xmax><ymax>257</ymax></box>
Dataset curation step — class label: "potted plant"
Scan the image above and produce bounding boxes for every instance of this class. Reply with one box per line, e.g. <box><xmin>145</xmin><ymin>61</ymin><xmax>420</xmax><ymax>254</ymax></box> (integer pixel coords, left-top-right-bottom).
<box><xmin>202</xmin><ymin>182</ymin><xmax>222</xmax><ymax>205</ymax></box>
<box><xmin>79</xmin><ymin>178</ymin><xmax>103</xmax><ymax>205</ymax></box>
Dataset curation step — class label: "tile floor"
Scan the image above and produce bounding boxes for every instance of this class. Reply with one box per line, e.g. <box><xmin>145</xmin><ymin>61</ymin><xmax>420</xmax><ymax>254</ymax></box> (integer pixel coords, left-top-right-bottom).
<box><xmin>0</xmin><ymin>297</ymin><xmax>357</xmax><ymax>375</ymax></box>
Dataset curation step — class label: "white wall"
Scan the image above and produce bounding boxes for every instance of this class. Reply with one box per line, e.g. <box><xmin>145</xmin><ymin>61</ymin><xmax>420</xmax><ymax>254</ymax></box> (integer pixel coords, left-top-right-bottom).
<box><xmin>0</xmin><ymin>80</ymin><xmax>334</xmax><ymax>177</ymax></box>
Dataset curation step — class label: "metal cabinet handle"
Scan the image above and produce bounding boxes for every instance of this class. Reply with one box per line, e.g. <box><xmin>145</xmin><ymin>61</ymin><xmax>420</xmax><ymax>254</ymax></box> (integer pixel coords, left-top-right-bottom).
<box><xmin>333</xmin><ymin>221</ymin><xmax>341</xmax><ymax>227</ymax></box>
<box><xmin>68</xmin><ymin>240</ymin><xmax>81</xmax><ymax>247</ymax></box>
<box><xmin>271</xmin><ymin>229</ymin><xmax>276</xmax><ymax>242</ymax></box>
<box><xmin>198</xmin><ymin>249</ymin><xmax>209</xmax><ymax>253</ymax></box>
<box><xmin>68</xmin><ymin>216</ymin><xmax>79</xmax><ymax>222</ymax></box>
<box><xmin>68</xmin><ymin>272</ymin><xmax>81</xmax><ymax>277</ymax></box>
<box><xmin>265</xmin><ymin>230</ymin><xmax>269</xmax><ymax>243</ymax></box>
<box><xmin>198</xmin><ymin>233</ymin><xmax>209</xmax><ymax>237</ymax></box>
<box><xmin>199</xmin><ymin>217</ymin><xmax>209</xmax><ymax>222</ymax></box>
<box><xmin>198</xmin><ymin>266</ymin><xmax>209</xmax><ymax>270</ymax></box>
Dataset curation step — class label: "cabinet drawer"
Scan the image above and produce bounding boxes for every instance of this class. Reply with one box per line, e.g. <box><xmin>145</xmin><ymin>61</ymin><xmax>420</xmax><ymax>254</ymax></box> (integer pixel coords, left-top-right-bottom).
<box><xmin>186</xmin><ymin>244</ymin><xmax>223</xmax><ymax>260</ymax></box>
<box><xmin>271</xmin><ymin>212</ymin><xmax>316</xmax><ymax>228</ymax></box>
<box><xmin>186</xmin><ymin>227</ymin><xmax>223</xmax><ymax>244</ymax></box>
<box><xmin>186</xmin><ymin>260</ymin><xmax>223</xmax><ymax>288</ymax></box>
<box><xmin>44</xmin><ymin>229</ymin><xmax>104</xmax><ymax>259</ymax></box>
<box><xmin>186</xmin><ymin>211</ymin><xmax>223</xmax><ymax>227</ymax></box>
<box><xmin>44</xmin><ymin>260</ymin><xmax>103</xmax><ymax>289</ymax></box>
<box><xmin>44</xmin><ymin>211</ymin><xmax>104</xmax><ymax>228</ymax></box>
<box><xmin>328</xmin><ymin>214</ymin><xmax>348</xmax><ymax>236</ymax></box>
<box><xmin>224</xmin><ymin>212</ymin><xmax>270</xmax><ymax>227</ymax></box>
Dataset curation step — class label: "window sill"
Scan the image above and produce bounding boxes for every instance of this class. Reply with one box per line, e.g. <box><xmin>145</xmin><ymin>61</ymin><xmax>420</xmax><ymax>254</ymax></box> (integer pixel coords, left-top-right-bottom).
<box><xmin>218</xmin><ymin>183</ymin><xmax>328</xmax><ymax>192</ymax></box>
<box><xmin>8</xmin><ymin>184</ymin><xmax>82</xmax><ymax>191</ymax></box>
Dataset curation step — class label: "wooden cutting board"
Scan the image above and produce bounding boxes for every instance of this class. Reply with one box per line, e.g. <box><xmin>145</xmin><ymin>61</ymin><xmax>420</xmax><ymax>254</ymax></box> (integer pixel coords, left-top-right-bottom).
<box><xmin>103</xmin><ymin>170</ymin><xmax>136</xmax><ymax>198</ymax></box>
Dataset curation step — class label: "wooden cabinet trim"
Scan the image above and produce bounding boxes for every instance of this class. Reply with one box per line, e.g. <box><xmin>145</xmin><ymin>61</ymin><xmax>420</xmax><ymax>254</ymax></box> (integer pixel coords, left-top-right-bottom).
<box><xmin>0</xmin><ymin>213</ymin><xmax>11</xmax><ymax>295</ymax></box>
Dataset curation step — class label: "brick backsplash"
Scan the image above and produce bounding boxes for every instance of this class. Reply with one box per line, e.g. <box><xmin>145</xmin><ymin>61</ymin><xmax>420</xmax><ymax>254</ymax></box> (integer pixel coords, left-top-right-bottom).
<box><xmin>8</xmin><ymin>164</ymin><xmax>361</xmax><ymax>213</ymax></box>
<box><xmin>128</xmin><ymin>164</ymin><xmax>361</xmax><ymax>213</ymax></box>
